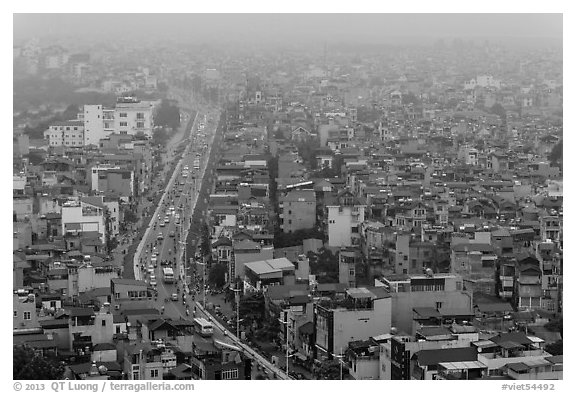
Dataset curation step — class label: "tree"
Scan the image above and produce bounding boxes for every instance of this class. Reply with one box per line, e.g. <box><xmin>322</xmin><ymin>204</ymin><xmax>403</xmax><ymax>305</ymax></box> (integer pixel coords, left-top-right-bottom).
<box><xmin>548</xmin><ymin>140</ymin><xmax>562</xmax><ymax>167</ymax></box>
<box><xmin>545</xmin><ymin>340</ymin><xmax>563</xmax><ymax>356</ymax></box>
<box><xmin>152</xmin><ymin>128</ymin><xmax>170</xmax><ymax>147</ymax></box>
<box><xmin>200</xmin><ymin>223</ymin><xmax>211</xmax><ymax>256</ymax></box>
<box><xmin>154</xmin><ymin>99</ymin><xmax>181</xmax><ymax>130</ymax></box>
<box><xmin>13</xmin><ymin>345</ymin><xmax>64</xmax><ymax>379</ymax></box>
<box><xmin>489</xmin><ymin>103</ymin><xmax>506</xmax><ymax>120</ymax></box>
<box><xmin>544</xmin><ymin>317</ymin><xmax>563</xmax><ymax>336</ymax></box>
<box><xmin>208</xmin><ymin>263</ymin><xmax>227</xmax><ymax>288</ymax></box>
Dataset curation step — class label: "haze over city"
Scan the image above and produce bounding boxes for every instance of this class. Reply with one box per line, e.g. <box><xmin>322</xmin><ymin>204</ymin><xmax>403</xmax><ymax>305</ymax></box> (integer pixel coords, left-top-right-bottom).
<box><xmin>11</xmin><ymin>11</ymin><xmax>564</xmax><ymax>384</ymax></box>
<box><xmin>14</xmin><ymin>13</ymin><xmax>563</xmax><ymax>47</ymax></box>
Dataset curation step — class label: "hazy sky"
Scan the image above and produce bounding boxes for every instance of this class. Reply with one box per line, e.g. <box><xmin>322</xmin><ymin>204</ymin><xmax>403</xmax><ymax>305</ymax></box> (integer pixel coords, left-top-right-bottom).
<box><xmin>13</xmin><ymin>14</ymin><xmax>563</xmax><ymax>45</ymax></box>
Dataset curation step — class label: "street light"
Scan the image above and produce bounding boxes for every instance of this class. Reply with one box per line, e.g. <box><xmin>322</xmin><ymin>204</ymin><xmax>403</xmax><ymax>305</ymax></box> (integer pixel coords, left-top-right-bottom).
<box><xmin>195</xmin><ymin>259</ymin><xmax>207</xmax><ymax>308</ymax></box>
<box><xmin>231</xmin><ymin>286</ymin><xmax>242</xmax><ymax>338</ymax></box>
<box><xmin>278</xmin><ymin>313</ymin><xmax>292</xmax><ymax>375</ymax></box>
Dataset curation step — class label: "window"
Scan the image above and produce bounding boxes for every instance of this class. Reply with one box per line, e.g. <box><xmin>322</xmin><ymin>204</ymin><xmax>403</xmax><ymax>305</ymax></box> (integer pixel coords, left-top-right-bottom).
<box><xmin>349</xmin><ymin>269</ymin><xmax>355</xmax><ymax>276</ymax></box>
<box><xmin>351</xmin><ymin>226</ymin><xmax>359</xmax><ymax>233</ymax></box>
<box><xmin>136</xmin><ymin>113</ymin><xmax>144</xmax><ymax>119</ymax></box>
<box><xmin>119</xmin><ymin>113</ymin><xmax>127</xmax><ymax>118</ymax></box>
<box><xmin>150</xmin><ymin>369</ymin><xmax>159</xmax><ymax>378</ymax></box>
<box><xmin>288</xmin><ymin>210</ymin><xmax>292</xmax><ymax>215</ymax></box>
<box><xmin>23</xmin><ymin>311</ymin><xmax>31</xmax><ymax>320</ymax></box>
<box><xmin>436</xmin><ymin>302</ymin><xmax>443</xmax><ymax>309</ymax></box>
<box><xmin>222</xmin><ymin>369</ymin><xmax>238</xmax><ymax>380</ymax></box>
<box><xmin>403</xmin><ymin>256</ymin><xmax>408</xmax><ymax>261</ymax></box>
<box><xmin>116</xmin><ymin>325</ymin><xmax>121</xmax><ymax>334</ymax></box>
<box><xmin>137</xmin><ymin>122</ymin><xmax>145</xmax><ymax>128</ymax></box>
<box><xmin>102</xmin><ymin>320</ymin><xmax>106</xmax><ymax>327</ymax></box>
<box><xmin>120</xmin><ymin>121</ymin><xmax>128</xmax><ymax>127</ymax></box>
<box><xmin>13</xmin><ymin>311</ymin><xmax>17</xmax><ymax>318</ymax></box>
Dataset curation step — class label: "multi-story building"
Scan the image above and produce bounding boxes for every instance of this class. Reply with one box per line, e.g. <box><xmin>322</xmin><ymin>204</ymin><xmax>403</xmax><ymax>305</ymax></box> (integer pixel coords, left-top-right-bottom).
<box><xmin>123</xmin><ymin>343</ymin><xmax>163</xmax><ymax>380</ymax></box>
<box><xmin>375</xmin><ymin>273</ymin><xmax>473</xmax><ymax>335</ymax></box>
<box><xmin>13</xmin><ymin>292</ymin><xmax>39</xmax><ymax>330</ymax></box>
<box><xmin>82</xmin><ymin>97</ymin><xmax>157</xmax><ymax>146</ymax></box>
<box><xmin>44</xmin><ymin>120</ymin><xmax>85</xmax><ymax>147</ymax></box>
<box><xmin>326</xmin><ymin>190</ymin><xmax>366</xmax><ymax>247</ymax></box>
<box><xmin>314</xmin><ymin>287</ymin><xmax>392</xmax><ymax>361</ymax></box>
<box><xmin>243</xmin><ymin>258</ymin><xmax>296</xmax><ymax>292</ymax></box>
<box><xmin>61</xmin><ymin>198</ymin><xmax>107</xmax><ymax>244</ymax></box>
<box><xmin>114</xmin><ymin>96</ymin><xmax>157</xmax><ymax>137</ymax></box>
<box><xmin>339</xmin><ymin>247</ymin><xmax>360</xmax><ymax>288</ymax></box>
<box><xmin>82</xmin><ymin>105</ymin><xmax>115</xmax><ymax>146</ymax></box>
<box><xmin>68</xmin><ymin>307</ymin><xmax>114</xmax><ymax>355</ymax></box>
<box><xmin>110</xmin><ymin>279</ymin><xmax>155</xmax><ymax>311</ymax></box>
<box><xmin>90</xmin><ymin>165</ymin><xmax>134</xmax><ymax>201</ymax></box>
<box><xmin>190</xmin><ymin>339</ymin><xmax>248</xmax><ymax>380</ymax></box>
<box><xmin>279</xmin><ymin>190</ymin><xmax>317</xmax><ymax>233</ymax></box>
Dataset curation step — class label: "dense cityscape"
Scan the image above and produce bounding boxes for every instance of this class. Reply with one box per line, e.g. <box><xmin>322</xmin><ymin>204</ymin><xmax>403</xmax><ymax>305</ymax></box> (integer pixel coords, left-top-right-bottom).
<box><xmin>12</xmin><ymin>14</ymin><xmax>563</xmax><ymax>381</ymax></box>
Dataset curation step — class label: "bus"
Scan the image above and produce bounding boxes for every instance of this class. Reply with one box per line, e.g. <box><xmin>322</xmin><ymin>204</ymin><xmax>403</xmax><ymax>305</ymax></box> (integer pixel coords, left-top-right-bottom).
<box><xmin>162</xmin><ymin>267</ymin><xmax>175</xmax><ymax>284</ymax></box>
<box><xmin>193</xmin><ymin>317</ymin><xmax>213</xmax><ymax>337</ymax></box>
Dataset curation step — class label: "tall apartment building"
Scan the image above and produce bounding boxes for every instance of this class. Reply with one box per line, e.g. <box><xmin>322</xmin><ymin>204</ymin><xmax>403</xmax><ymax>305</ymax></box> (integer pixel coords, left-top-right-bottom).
<box><xmin>279</xmin><ymin>190</ymin><xmax>317</xmax><ymax>233</ymax></box>
<box><xmin>82</xmin><ymin>105</ymin><xmax>115</xmax><ymax>146</ymax></box>
<box><xmin>326</xmin><ymin>190</ymin><xmax>366</xmax><ymax>248</ymax></box>
<box><xmin>82</xmin><ymin>97</ymin><xmax>158</xmax><ymax>146</ymax></box>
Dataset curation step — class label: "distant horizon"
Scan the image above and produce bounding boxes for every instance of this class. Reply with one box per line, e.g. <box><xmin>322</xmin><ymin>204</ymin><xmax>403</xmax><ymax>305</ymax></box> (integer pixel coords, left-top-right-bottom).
<box><xmin>13</xmin><ymin>13</ymin><xmax>563</xmax><ymax>47</ymax></box>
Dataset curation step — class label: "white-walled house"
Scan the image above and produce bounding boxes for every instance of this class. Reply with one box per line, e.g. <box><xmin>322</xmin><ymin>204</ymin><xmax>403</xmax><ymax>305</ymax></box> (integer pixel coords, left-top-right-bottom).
<box><xmin>326</xmin><ymin>190</ymin><xmax>366</xmax><ymax>247</ymax></box>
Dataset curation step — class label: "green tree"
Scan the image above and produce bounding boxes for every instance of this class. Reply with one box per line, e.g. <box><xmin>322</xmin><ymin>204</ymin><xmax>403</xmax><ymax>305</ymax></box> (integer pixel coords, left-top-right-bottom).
<box><xmin>200</xmin><ymin>223</ymin><xmax>211</xmax><ymax>256</ymax></box>
<box><xmin>152</xmin><ymin>128</ymin><xmax>170</xmax><ymax>147</ymax></box>
<box><xmin>548</xmin><ymin>140</ymin><xmax>562</xmax><ymax>167</ymax></box>
<box><xmin>545</xmin><ymin>340</ymin><xmax>563</xmax><ymax>356</ymax></box>
<box><xmin>489</xmin><ymin>103</ymin><xmax>507</xmax><ymax>120</ymax></box>
<box><xmin>154</xmin><ymin>99</ymin><xmax>181</xmax><ymax>130</ymax></box>
<box><xmin>13</xmin><ymin>345</ymin><xmax>64</xmax><ymax>379</ymax></box>
<box><xmin>208</xmin><ymin>263</ymin><xmax>227</xmax><ymax>288</ymax></box>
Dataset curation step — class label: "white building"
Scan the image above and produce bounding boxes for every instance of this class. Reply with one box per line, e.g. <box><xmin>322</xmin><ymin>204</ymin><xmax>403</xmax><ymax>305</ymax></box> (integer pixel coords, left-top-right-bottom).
<box><xmin>82</xmin><ymin>105</ymin><xmax>115</xmax><ymax>146</ymax></box>
<box><xmin>61</xmin><ymin>198</ymin><xmax>106</xmax><ymax>244</ymax></box>
<box><xmin>315</xmin><ymin>287</ymin><xmax>392</xmax><ymax>360</ymax></box>
<box><xmin>82</xmin><ymin>97</ymin><xmax>157</xmax><ymax>146</ymax></box>
<box><xmin>44</xmin><ymin>120</ymin><xmax>84</xmax><ymax>147</ymax></box>
<box><xmin>326</xmin><ymin>190</ymin><xmax>366</xmax><ymax>248</ymax></box>
<box><xmin>114</xmin><ymin>96</ymin><xmax>157</xmax><ymax>137</ymax></box>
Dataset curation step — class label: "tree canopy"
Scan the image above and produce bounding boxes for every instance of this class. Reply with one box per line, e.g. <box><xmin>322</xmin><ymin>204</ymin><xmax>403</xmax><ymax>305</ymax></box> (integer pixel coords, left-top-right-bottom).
<box><xmin>208</xmin><ymin>263</ymin><xmax>227</xmax><ymax>288</ymax></box>
<box><xmin>13</xmin><ymin>345</ymin><xmax>65</xmax><ymax>380</ymax></box>
<box><xmin>154</xmin><ymin>99</ymin><xmax>181</xmax><ymax>130</ymax></box>
<box><xmin>548</xmin><ymin>140</ymin><xmax>562</xmax><ymax>167</ymax></box>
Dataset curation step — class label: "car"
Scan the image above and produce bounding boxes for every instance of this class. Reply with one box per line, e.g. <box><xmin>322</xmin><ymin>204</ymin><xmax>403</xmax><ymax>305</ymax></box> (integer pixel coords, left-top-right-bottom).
<box><xmin>150</xmin><ymin>279</ymin><xmax>157</xmax><ymax>287</ymax></box>
<box><xmin>147</xmin><ymin>267</ymin><xmax>154</xmax><ymax>274</ymax></box>
<box><xmin>171</xmin><ymin>293</ymin><xmax>178</xmax><ymax>301</ymax></box>
<box><xmin>159</xmin><ymin>222</ymin><xmax>165</xmax><ymax>227</ymax></box>
<box><xmin>169</xmin><ymin>231</ymin><xmax>176</xmax><ymax>237</ymax></box>
<box><xmin>157</xmin><ymin>234</ymin><xmax>164</xmax><ymax>241</ymax></box>
<box><xmin>164</xmin><ymin>217</ymin><xmax>170</xmax><ymax>224</ymax></box>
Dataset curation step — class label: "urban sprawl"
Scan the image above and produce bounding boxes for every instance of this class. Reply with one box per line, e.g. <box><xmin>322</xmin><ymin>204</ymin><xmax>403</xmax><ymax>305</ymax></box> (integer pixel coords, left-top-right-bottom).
<box><xmin>12</xmin><ymin>38</ymin><xmax>562</xmax><ymax>381</ymax></box>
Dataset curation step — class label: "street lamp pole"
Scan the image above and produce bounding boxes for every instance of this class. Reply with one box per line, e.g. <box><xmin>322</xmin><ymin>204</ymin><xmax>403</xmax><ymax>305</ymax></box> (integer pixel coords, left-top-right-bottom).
<box><xmin>339</xmin><ymin>347</ymin><xmax>343</xmax><ymax>380</ymax></box>
<box><xmin>279</xmin><ymin>314</ymin><xmax>290</xmax><ymax>375</ymax></box>
<box><xmin>232</xmin><ymin>287</ymin><xmax>241</xmax><ymax>338</ymax></box>
<box><xmin>195</xmin><ymin>260</ymin><xmax>207</xmax><ymax>308</ymax></box>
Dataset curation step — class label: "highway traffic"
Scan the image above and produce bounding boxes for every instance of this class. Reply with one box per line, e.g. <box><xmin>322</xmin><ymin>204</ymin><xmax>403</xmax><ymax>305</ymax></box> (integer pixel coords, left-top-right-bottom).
<box><xmin>132</xmin><ymin>99</ymin><xmax>291</xmax><ymax>379</ymax></box>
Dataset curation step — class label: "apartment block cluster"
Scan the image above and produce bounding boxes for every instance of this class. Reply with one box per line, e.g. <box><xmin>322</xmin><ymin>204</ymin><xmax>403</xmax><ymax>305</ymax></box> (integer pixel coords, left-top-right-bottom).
<box><xmin>13</xmin><ymin>98</ymin><xmax>160</xmax><ymax>251</ymax></box>
<box><xmin>203</xmin><ymin>51</ymin><xmax>562</xmax><ymax>380</ymax></box>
